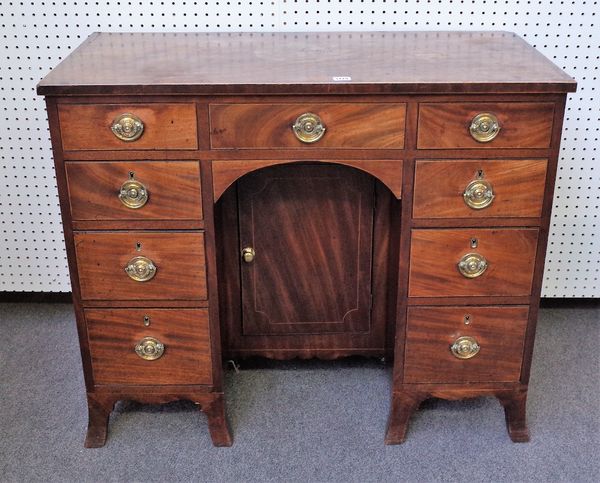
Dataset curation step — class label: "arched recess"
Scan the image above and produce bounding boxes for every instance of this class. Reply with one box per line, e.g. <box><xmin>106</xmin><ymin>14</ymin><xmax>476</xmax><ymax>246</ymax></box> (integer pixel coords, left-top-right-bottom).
<box><xmin>212</xmin><ymin>159</ymin><xmax>403</xmax><ymax>202</ymax></box>
<box><xmin>213</xmin><ymin>160</ymin><xmax>402</xmax><ymax>360</ymax></box>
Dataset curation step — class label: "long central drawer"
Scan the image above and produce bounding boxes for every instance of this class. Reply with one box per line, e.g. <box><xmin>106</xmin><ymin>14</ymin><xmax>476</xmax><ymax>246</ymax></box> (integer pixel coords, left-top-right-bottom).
<box><xmin>209</xmin><ymin>103</ymin><xmax>406</xmax><ymax>149</ymax></box>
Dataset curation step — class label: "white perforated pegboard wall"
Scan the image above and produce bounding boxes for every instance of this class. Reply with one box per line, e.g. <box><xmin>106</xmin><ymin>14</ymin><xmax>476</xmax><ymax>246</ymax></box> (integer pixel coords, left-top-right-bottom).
<box><xmin>0</xmin><ymin>1</ymin><xmax>597</xmax><ymax>296</ymax></box>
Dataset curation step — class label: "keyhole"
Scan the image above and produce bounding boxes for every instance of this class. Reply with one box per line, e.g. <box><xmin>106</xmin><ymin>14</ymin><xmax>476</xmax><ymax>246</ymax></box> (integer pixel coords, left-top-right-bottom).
<box><xmin>476</xmin><ymin>169</ymin><xmax>484</xmax><ymax>179</ymax></box>
<box><xmin>470</xmin><ymin>238</ymin><xmax>478</xmax><ymax>248</ymax></box>
<box><xmin>464</xmin><ymin>315</ymin><xmax>471</xmax><ymax>325</ymax></box>
<box><xmin>129</xmin><ymin>171</ymin><xmax>135</xmax><ymax>180</ymax></box>
<box><xmin>136</xmin><ymin>242</ymin><xmax>142</xmax><ymax>251</ymax></box>
<box><xmin>143</xmin><ymin>315</ymin><xmax>151</xmax><ymax>327</ymax></box>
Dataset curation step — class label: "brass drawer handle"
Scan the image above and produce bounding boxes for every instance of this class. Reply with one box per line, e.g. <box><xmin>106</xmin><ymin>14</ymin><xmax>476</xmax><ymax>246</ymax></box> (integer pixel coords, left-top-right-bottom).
<box><xmin>469</xmin><ymin>112</ymin><xmax>500</xmax><ymax>142</ymax></box>
<box><xmin>457</xmin><ymin>252</ymin><xmax>488</xmax><ymax>278</ymax></box>
<box><xmin>450</xmin><ymin>336</ymin><xmax>480</xmax><ymax>359</ymax></box>
<box><xmin>135</xmin><ymin>336</ymin><xmax>165</xmax><ymax>360</ymax></box>
<box><xmin>292</xmin><ymin>112</ymin><xmax>326</xmax><ymax>143</ymax></box>
<box><xmin>119</xmin><ymin>177</ymin><xmax>148</xmax><ymax>209</ymax></box>
<box><xmin>463</xmin><ymin>179</ymin><xmax>494</xmax><ymax>209</ymax></box>
<box><xmin>125</xmin><ymin>255</ymin><xmax>157</xmax><ymax>282</ymax></box>
<box><xmin>111</xmin><ymin>113</ymin><xmax>144</xmax><ymax>142</ymax></box>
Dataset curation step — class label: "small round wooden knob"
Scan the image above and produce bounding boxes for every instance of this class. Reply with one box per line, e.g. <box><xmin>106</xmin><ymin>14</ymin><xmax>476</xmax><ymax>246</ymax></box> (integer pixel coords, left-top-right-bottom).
<box><xmin>241</xmin><ymin>247</ymin><xmax>255</xmax><ymax>263</ymax></box>
<box><xmin>450</xmin><ymin>336</ymin><xmax>480</xmax><ymax>359</ymax></box>
<box><xmin>111</xmin><ymin>113</ymin><xmax>144</xmax><ymax>142</ymax></box>
<box><xmin>469</xmin><ymin>112</ymin><xmax>500</xmax><ymax>142</ymax></box>
<box><xmin>463</xmin><ymin>179</ymin><xmax>494</xmax><ymax>209</ymax></box>
<box><xmin>125</xmin><ymin>256</ymin><xmax>157</xmax><ymax>282</ymax></box>
<box><xmin>457</xmin><ymin>253</ymin><xmax>488</xmax><ymax>278</ymax></box>
<box><xmin>119</xmin><ymin>178</ymin><xmax>148</xmax><ymax>209</ymax></box>
<box><xmin>135</xmin><ymin>337</ymin><xmax>165</xmax><ymax>360</ymax></box>
<box><xmin>292</xmin><ymin>113</ymin><xmax>326</xmax><ymax>143</ymax></box>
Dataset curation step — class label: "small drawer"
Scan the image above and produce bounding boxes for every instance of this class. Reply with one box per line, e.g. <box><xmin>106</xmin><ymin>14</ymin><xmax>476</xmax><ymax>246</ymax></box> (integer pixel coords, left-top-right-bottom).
<box><xmin>413</xmin><ymin>159</ymin><xmax>548</xmax><ymax>219</ymax></box>
<box><xmin>408</xmin><ymin>228</ymin><xmax>538</xmax><ymax>297</ymax></box>
<box><xmin>417</xmin><ymin>102</ymin><xmax>554</xmax><ymax>149</ymax></box>
<box><xmin>404</xmin><ymin>306</ymin><xmax>528</xmax><ymax>383</ymax></box>
<box><xmin>74</xmin><ymin>231</ymin><xmax>207</xmax><ymax>301</ymax></box>
<box><xmin>58</xmin><ymin>103</ymin><xmax>198</xmax><ymax>151</ymax></box>
<box><xmin>86</xmin><ymin>308</ymin><xmax>212</xmax><ymax>385</ymax></box>
<box><xmin>209</xmin><ymin>103</ymin><xmax>406</xmax><ymax>149</ymax></box>
<box><xmin>66</xmin><ymin>161</ymin><xmax>203</xmax><ymax>221</ymax></box>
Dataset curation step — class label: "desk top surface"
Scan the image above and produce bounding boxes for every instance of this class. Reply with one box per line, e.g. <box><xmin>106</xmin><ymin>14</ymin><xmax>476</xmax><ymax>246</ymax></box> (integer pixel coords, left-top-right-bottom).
<box><xmin>37</xmin><ymin>31</ymin><xmax>576</xmax><ymax>96</ymax></box>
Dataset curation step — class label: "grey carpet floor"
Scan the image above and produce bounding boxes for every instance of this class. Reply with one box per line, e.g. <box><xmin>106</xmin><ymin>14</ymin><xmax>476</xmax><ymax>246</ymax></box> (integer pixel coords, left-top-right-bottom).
<box><xmin>0</xmin><ymin>303</ymin><xmax>598</xmax><ymax>482</ymax></box>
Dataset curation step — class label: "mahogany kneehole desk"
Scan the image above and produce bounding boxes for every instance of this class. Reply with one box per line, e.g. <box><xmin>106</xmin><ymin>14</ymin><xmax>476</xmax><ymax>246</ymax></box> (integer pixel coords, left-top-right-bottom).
<box><xmin>37</xmin><ymin>31</ymin><xmax>576</xmax><ymax>447</ymax></box>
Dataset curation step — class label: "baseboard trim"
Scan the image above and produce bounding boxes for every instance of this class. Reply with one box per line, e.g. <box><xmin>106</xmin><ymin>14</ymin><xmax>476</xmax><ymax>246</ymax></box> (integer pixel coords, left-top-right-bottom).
<box><xmin>0</xmin><ymin>292</ymin><xmax>72</xmax><ymax>303</ymax></box>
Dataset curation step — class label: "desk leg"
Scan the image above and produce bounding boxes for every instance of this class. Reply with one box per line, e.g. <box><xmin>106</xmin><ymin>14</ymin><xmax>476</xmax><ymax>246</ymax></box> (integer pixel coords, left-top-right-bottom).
<box><xmin>497</xmin><ymin>388</ymin><xmax>530</xmax><ymax>442</ymax></box>
<box><xmin>384</xmin><ymin>390</ymin><xmax>426</xmax><ymax>444</ymax></box>
<box><xmin>202</xmin><ymin>393</ymin><xmax>233</xmax><ymax>447</ymax></box>
<box><xmin>84</xmin><ymin>393</ymin><xmax>114</xmax><ymax>448</ymax></box>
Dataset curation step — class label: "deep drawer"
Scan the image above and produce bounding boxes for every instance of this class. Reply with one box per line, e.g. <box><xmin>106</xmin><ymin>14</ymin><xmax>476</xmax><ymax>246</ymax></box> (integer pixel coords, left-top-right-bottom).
<box><xmin>58</xmin><ymin>103</ymin><xmax>198</xmax><ymax>150</ymax></box>
<box><xmin>408</xmin><ymin>228</ymin><xmax>538</xmax><ymax>297</ymax></box>
<box><xmin>86</xmin><ymin>308</ymin><xmax>212</xmax><ymax>385</ymax></box>
<box><xmin>209</xmin><ymin>103</ymin><xmax>406</xmax><ymax>149</ymax></box>
<box><xmin>404</xmin><ymin>306</ymin><xmax>528</xmax><ymax>383</ymax></box>
<box><xmin>74</xmin><ymin>231</ymin><xmax>207</xmax><ymax>301</ymax></box>
<box><xmin>412</xmin><ymin>159</ymin><xmax>548</xmax><ymax>219</ymax></box>
<box><xmin>66</xmin><ymin>161</ymin><xmax>203</xmax><ymax>221</ymax></box>
<box><xmin>417</xmin><ymin>102</ymin><xmax>554</xmax><ymax>149</ymax></box>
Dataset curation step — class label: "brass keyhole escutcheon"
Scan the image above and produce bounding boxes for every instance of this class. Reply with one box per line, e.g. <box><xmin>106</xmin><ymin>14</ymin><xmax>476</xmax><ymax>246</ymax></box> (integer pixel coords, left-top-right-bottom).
<box><xmin>457</xmin><ymin>252</ymin><xmax>488</xmax><ymax>278</ymax></box>
<box><xmin>125</xmin><ymin>255</ymin><xmax>157</xmax><ymax>282</ymax></box>
<box><xmin>135</xmin><ymin>337</ymin><xmax>165</xmax><ymax>361</ymax></box>
<box><xmin>241</xmin><ymin>247</ymin><xmax>255</xmax><ymax>263</ymax></box>
<box><xmin>450</xmin><ymin>336</ymin><xmax>480</xmax><ymax>359</ymax></box>
<box><xmin>469</xmin><ymin>112</ymin><xmax>500</xmax><ymax>143</ymax></box>
<box><xmin>292</xmin><ymin>112</ymin><xmax>326</xmax><ymax>143</ymax></box>
<box><xmin>463</xmin><ymin>179</ymin><xmax>494</xmax><ymax>209</ymax></box>
<box><xmin>111</xmin><ymin>113</ymin><xmax>144</xmax><ymax>142</ymax></box>
<box><xmin>119</xmin><ymin>177</ymin><xmax>149</xmax><ymax>209</ymax></box>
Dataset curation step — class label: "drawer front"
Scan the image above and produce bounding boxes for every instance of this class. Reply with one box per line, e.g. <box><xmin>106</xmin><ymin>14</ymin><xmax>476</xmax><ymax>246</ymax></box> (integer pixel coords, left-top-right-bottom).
<box><xmin>413</xmin><ymin>159</ymin><xmax>548</xmax><ymax>219</ymax></box>
<box><xmin>86</xmin><ymin>308</ymin><xmax>212</xmax><ymax>385</ymax></box>
<box><xmin>404</xmin><ymin>306</ymin><xmax>528</xmax><ymax>383</ymax></box>
<box><xmin>417</xmin><ymin>102</ymin><xmax>554</xmax><ymax>149</ymax></box>
<box><xmin>209</xmin><ymin>103</ymin><xmax>406</xmax><ymax>149</ymax></box>
<box><xmin>66</xmin><ymin>161</ymin><xmax>203</xmax><ymax>221</ymax></box>
<box><xmin>74</xmin><ymin>231</ymin><xmax>207</xmax><ymax>300</ymax></box>
<box><xmin>408</xmin><ymin>228</ymin><xmax>538</xmax><ymax>297</ymax></box>
<box><xmin>58</xmin><ymin>103</ymin><xmax>198</xmax><ymax>150</ymax></box>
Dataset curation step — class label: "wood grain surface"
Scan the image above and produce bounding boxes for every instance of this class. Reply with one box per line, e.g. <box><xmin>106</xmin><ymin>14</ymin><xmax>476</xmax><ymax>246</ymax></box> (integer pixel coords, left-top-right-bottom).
<box><xmin>58</xmin><ymin>103</ymin><xmax>198</xmax><ymax>150</ymax></box>
<box><xmin>210</xmin><ymin>103</ymin><xmax>406</xmax><ymax>149</ymax></box>
<box><xmin>212</xmin><ymin>159</ymin><xmax>403</xmax><ymax>201</ymax></box>
<box><xmin>408</xmin><ymin>228</ymin><xmax>539</xmax><ymax>297</ymax></box>
<box><xmin>74</xmin><ymin>231</ymin><xmax>207</xmax><ymax>300</ymax></box>
<box><xmin>412</xmin><ymin>159</ymin><xmax>548</xmax><ymax>219</ymax></box>
<box><xmin>417</xmin><ymin>102</ymin><xmax>554</xmax><ymax>149</ymax></box>
<box><xmin>403</xmin><ymin>306</ymin><xmax>529</xmax><ymax>383</ymax></box>
<box><xmin>86</xmin><ymin>308</ymin><xmax>212</xmax><ymax>385</ymax></box>
<box><xmin>238</xmin><ymin>164</ymin><xmax>374</xmax><ymax>335</ymax></box>
<box><xmin>37</xmin><ymin>32</ymin><xmax>576</xmax><ymax>96</ymax></box>
<box><xmin>215</xmin><ymin>174</ymin><xmax>399</xmax><ymax>358</ymax></box>
<box><xmin>66</xmin><ymin>161</ymin><xmax>203</xmax><ymax>221</ymax></box>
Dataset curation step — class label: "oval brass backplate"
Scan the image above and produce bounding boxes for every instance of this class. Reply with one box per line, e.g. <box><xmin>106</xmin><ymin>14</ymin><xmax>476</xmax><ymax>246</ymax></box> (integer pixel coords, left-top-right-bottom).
<box><xmin>292</xmin><ymin>112</ymin><xmax>326</xmax><ymax>143</ymax></box>
<box><xmin>457</xmin><ymin>252</ymin><xmax>488</xmax><ymax>278</ymax></box>
<box><xmin>125</xmin><ymin>255</ymin><xmax>157</xmax><ymax>282</ymax></box>
<box><xmin>469</xmin><ymin>112</ymin><xmax>500</xmax><ymax>143</ymax></box>
<box><xmin>135</xmin><ymin>336</ymin><xmax>165</xmax><ymax>360</ymax></box>
<box><xmin>450</xmin><ymin>336</ymin><xmax>480</xmax><ymax>359</ymax></box>
<box><xmin>119</xmin><ymin>178</ymin><xmax>148</xmax><ymax>209</ymax></box>
<box><xmin>463</xmin><ymin>179</ymin><xmax>494</xmax><ymax>210</ymax></box>
<box><xmin>111</xmin><ymin>113</ymin><xmax>144</xmax><ymax>142</ymax></box>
